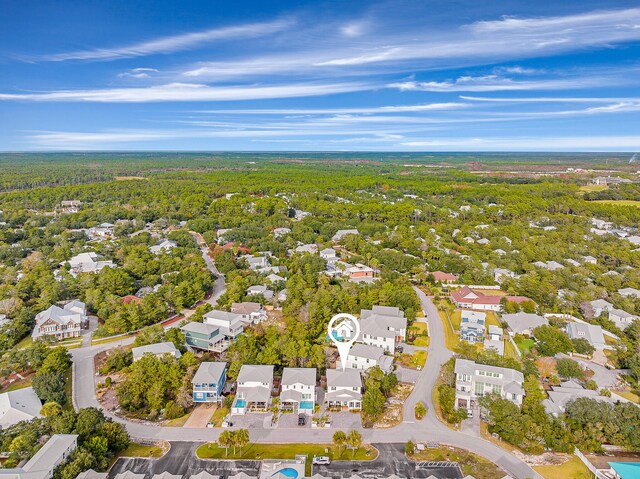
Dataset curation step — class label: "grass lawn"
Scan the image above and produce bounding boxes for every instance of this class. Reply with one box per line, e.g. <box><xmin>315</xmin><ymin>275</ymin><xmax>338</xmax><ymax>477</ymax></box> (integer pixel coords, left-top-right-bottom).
<box><xmin>410</xmin><ymin>446</ymin><xmax>504</xmax><ymax>479</ymax></box>
<box><xmin>617</xmin><ymin>390</ymin><xmax>640</xmax><ymax>404</ymax></box>
<box><xmin>63</xmin><ymin>368</ymin><xmax>73</xmax><ymax>411</ymax></box>
<box><xmin>409</xmin><ymin>322</ymin><xmax>428</xmax><ymax>335</ymax></box>
<box><xmin>197</xmin><ymin>443</ymin><xmax>377</xmax><ymax>475</ymax></box>
<box><xmin>92</xmin><ymin>333</ymin><xmax>136</xmax><ymax>346</ymax></box>
<box><xmin>593</xmin><ymin>199</ymin><xmax>640</xmax><ymax>207</ymax></box>
<box><xmin>485</xmin><ymin>311</ymin><xmax>500</xmax><ymax>327</ymax></box>
<box><xmin>209</xmin><ymin>406</ymin><xmax>229</xmax><ymax>426</ymax></box>
<box><xmin>411</xmin><ymin>336</ymin><xmax>430</xmax><ymax>347</ymax></box>
<box><xmin>115</xmin><ymin>442</ymin><xmax>166</xmax><ymax>460</ymax></box>
<box><xmin>533</xmin><ymin>455</ymin><xmax>594</xmax><ymax>479</ymax></box>
<box><xmin>504</xmin><ymin>339</ymin><xmax>520</xmax><ymax>359</ymax></box>
<box><xmin>166</xmin><ymin>411</ymin><xmax>192</xmax><ymax>427</ymax></box>
<box><xmin>438</xmin><ymin>310</ymin><xmax>460</xmax><ymax>351</ymax></box>
<box><xmin>399</xmin><ymin>350</ymin><xmax>428</xmax><ymax>369</ymax></box>
<box><xmin>16</xmin><ymin>335</ymin><xmax>33</xmax><ymax>349</ymax></box>
<box><xmin>579</xmin><ymin>184</ymin><xmax>608</xmax><ymax>192</ymax></box>
<box><xmin>515</xmin><ymin>337</ymin><xmax>535</xmax><ymax>355</ymax></box>
<box><xmin>3</xmin><ymin>375</ymin><xmax>33</xmax><ymax>392</ymax></box>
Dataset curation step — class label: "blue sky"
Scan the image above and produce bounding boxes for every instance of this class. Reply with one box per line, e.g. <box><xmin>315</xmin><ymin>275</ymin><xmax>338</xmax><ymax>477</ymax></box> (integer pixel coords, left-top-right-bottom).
<box><xmin>1</xmin><ymin>0</ymin><xmax>640</xmax><ymax>151</ymax></box>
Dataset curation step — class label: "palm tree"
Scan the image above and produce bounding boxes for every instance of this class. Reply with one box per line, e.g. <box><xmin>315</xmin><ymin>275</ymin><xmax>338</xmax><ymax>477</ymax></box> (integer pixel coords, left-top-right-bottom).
<box><xmin>218</xmin><ymin>430</ymin><xmax>233</xmax><ymax>457</ymax></box>
<box><xmin>332</xmin><ymin>430</ymin><xmax>346</xmax><ymax>454</ymax></box>
<box><xmin>234</xmin><ymin>428</ymin><xmax>250</xmax><ymax>456</ymax></box>
<box><xmin>346</xmin><ymin>430</ymin><xmax>362</xmax><ymax>458</ymax></box>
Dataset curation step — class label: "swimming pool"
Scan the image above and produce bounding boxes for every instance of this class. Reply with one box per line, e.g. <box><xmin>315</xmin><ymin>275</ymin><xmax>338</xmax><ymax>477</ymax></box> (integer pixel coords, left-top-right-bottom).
<box><xmin>234</xmin><ymin>398</ymin><xmax>246</xmax><ymax>408</ymax></box>
<box><xmin>271</xmin><ymin>468</ymin><xmax>298</xmax><ymax>478</ymax></box>
<box><xmin>300</xmin><ymin>401</ymin><xmax>314</xmax><ymax>410</ymax></box>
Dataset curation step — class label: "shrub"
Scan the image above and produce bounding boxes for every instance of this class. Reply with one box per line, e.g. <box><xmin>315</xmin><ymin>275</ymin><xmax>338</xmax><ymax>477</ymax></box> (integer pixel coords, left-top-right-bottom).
<box><xmin>163</xmin><ymin>401</ymin><xmax>184</xmax><ymax>420</ymax></box>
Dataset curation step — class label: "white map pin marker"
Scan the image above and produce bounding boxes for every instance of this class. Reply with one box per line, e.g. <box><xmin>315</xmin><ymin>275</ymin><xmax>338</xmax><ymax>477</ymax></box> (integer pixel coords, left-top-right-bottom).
<box><xmin>328</xmin><ymin>313</ymin><xmax>360</xmax><ymax>371</ymax></box>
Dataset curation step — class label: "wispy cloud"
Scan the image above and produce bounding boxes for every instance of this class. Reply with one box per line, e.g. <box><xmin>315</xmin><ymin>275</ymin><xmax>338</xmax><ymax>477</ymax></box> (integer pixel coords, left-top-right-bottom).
<box><xmin>193</xmin><ymin>102</ymin><xmax>469</xmax><ymax>115</ymax></box>
<box><xmin>0</xmin><ymin>82</ymin><xmax>369</xmax><ymax>102</ymax></box>
<box><xmin>118</xmin><ymin>68</ymin><xmax>159</xmax><ymax>79</ymax></box>
<box><xmin>41</xmin><ymin>19</ymin><xmax>292</xmax><ymax>62</ymax></box>
<box><xmin>389</xmin><ymin>74</ymin><xmax>614</xmax><ymax>92</ymax></box>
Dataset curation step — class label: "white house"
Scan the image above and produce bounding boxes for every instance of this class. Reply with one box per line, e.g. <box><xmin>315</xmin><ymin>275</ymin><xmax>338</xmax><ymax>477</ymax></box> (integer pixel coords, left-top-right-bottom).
<box><xmin>150</xmin><ymin>239</ymin><xmax>177</xmax><ymax>255</ymax></box>
<box><xmin>587</xmin><ymin>299</ymin><xmax>615</xmax><ymax>317</ymax></box>
<box><xmin>132</xmin><ymin>342</ymin><xmax>182</xmax><ymax>362</ymax></box>
<box><xmin>454</xmin><ymin>359</ymin><xmax>524</xmax><ymax>410</ymax></box>
<box><xmin>203</xmin><ymin>310</ymin><xmax>244</xmax><ymax>350</ymax></box>
<box><xmin>0</xmin><ymin>434</ymin><xmax>78</xmax><ymax>479</ymax></box>
<box><xmin>230</xmin><ymin>302</ymin><xmax>267</xmax><ymax>325</ymax></box>
<box><xmin>32</xmin><ymin>300</ymin><xmax>87</xmax><ymax>341</ymax></box>
<box><xmin>359</xmin><ymin>306</ymin><xmax>407</xmax><ymax>352</ymax></box>
<box><xmin>618</xmin><ymin>287</ymin><xmax>640</xmax><ymax>298</ymax></box>
<box><xmin>325</xmin><ymin>369</ymin><xmax>362</xmax><ymax>411</ymax></box>
<box><xmin>343</xmin><ymin>343</ymin><xmax>393</xmax><ymax>373</ymax></box>
<box><xmin>501</xmin><ymin>312</ymin><xmax>548</xmax><ymax>336</ymax></box>
<box><xmin>320</xmin><ymin>248</ymin><xmax>338</xmax><ymax>262</ymax></box>
<box><xmin>280</xmin><ymin>367</ymin><xmax>316</xmax><ymax>414</ymax></box>
<box><xmin>609</xmin><ymin>308</ymin><xmax>638</xmax><ymax>330</ymax></box>
<box><xmin>332</xmin><ymin>229</ymin><xmax>359</xmax><ymax>242</ymax></box>
<box><xmin>232</xmin><ymin>365</ymin><xmax>274</xmax><ymax>414</ymax></box>
<box><xmin>0</xmin><ymin>387</ymin><xmax>42</xmax><ymax>429</ymax></box>
<box><xmin>246</xmin><ymin>285</ymin><xmax>274</xmax><ymax>300</ymax></box>
<box><xmin>66</xmin><ymin>252</ymin><xmax>115</xmax><ymax>277</ymax></box>
<box><xmin>566</xmin><ymin>322</ymin><xmax>606</xmax><ymax>349</ymax></box>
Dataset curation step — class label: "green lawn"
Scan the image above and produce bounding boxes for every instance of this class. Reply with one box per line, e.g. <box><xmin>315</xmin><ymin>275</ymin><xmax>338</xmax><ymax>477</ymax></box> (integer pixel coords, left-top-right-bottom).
<box><xmin>411</xmin><ymin>336</ymin><xmax>430</xmax><ymax>347</ymax></box>
<box><xmin>91</xmin><ymin>333</ymin><xmax>136</xmax><ymax>346</ymax></box>
<box><xmin>197</xmin><ymin>443</ymin><xmax>377</xmax><ymax>475</ymax></box>
<box><xmin>617</xmin><ymin>390</ymin><xmax>640</xmax><ymax>404</ymax></box>
<box><xmin>504</xmin><ymin>339</ymin><xmax>520</xmax><ymax>359</ymax></box>
<box><xmin>515</xmin><ymin>337</ymin><xmax>535</xmax><ymax>355</ymax></box>
<box><xmin>409</xmin><ymin>322</ymin><xmax>428</xmax><ymax>335</ymax></box>
<box><xmin>438</xmin><ymin>310</ymin><xmax>460</xmax><ymax>351</ymax></box>
<box><xmin>63</xmin><ymin>368</ymin><xmax>73</xmax><ymax>411</ymax></box>
<box><xmin>534</xmin><ymin>455</ymin><xmax>594</xmax><ymax>479</ymax></box>
<box><xmin>115</xmin><ymin>442</ymin><xmax>166</xmax><ymax>459</ymax></box>
<box><xmin>16</xmin><ymin>335</ymin><xmax>34</xmax><ymax>349</ymax></box>
<box><xmin>485</xmin><ymin>311</ymin><xmax>500</xmax><ymax>327</ymax></box>
<box><xmin>209</xmin><ymin>406</ymin><xmax>229</xmax><ymax>426</ymax></box>
<box><xmin>410</xmin><ymin>447</ymin><xmax>504</xmax><ymax>479</ymax></box>
<box><xmin>593</xmin><ymin>199</ymin><xmax>640</xmax><ymax>207</ymax></box>
<box><xmin>166</xmin><ymin>411</ymin><xmax>192</xmax><ymax>427</ymax></box>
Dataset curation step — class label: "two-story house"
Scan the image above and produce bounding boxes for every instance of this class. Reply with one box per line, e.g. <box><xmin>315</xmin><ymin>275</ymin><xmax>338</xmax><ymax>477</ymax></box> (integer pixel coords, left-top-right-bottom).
<box><xmin>230</xmin><ymin>302</ymin><xmax>267</xmax><ymax>326</ymax></box>
<box><xmin>32</xmin><ymin>300</ymin><xmax>87</xmax><ymax>341</ymax></box>
<box><xmin>360</xmin><ymin>305</ymin><xmax>407</xmax><ymax>352</ymax></box>
<box><xmin>344</xmin><ymin>343</ymin><xmax>393</xmax><ymax>373</ymax></box>
<box><xmin>192</xmin><ymin>362</ymin><xmax>227</xmax><ymax>403</ymax></box>
<box><xmin>325</xmin><ymin>368</ymin><xmax>363</xmax><ymax>411</ymax></box>
<box><xmin>131</xmin><ymin>342</ymin><xmax>182</xmax><ymax>362</ymax></box>
<box><xmin>460</xmin><ymin>310</ymin><xmax>486</xmax><ymax>344</ymax></box>
<box><xmin>279</xmin><ymin>367</ymin><xmax>316</xmax><ymax>414</ymax></box>
<box><xmin>232</xmin><ymin>365</ymin><xmax>274</xmax><ymax>414</ymax></box>
<box><xmin>203</xmin><ymin>310</ymin><xmax>244</xmax><ymax>352</ymax></box>
<box><xmin>454</xmin><ymin>359</ymin><xmax>525</xmax><ymax>410</ymax></box>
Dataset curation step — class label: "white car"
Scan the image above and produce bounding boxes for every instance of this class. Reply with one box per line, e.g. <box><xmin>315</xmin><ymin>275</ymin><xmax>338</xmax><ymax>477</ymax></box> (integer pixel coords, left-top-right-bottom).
<box><xmin>312</xmin><ymin>456</ymin><xmax>331</xmax><ymax>465</ymax></box>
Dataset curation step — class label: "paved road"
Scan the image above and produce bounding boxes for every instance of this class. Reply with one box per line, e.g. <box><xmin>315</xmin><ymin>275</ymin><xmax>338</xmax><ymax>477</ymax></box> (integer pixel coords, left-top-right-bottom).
<box><xmin>71</xmin><ymin>285</ymin><xmax>541</xmax><ymax>479</ymax></box>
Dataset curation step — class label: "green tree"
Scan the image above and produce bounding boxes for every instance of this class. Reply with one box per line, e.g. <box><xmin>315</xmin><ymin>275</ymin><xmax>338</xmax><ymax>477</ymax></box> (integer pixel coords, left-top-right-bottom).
<box><xmin>32</xmin><ymin>371</ymin><xmax>66</xmax><ymax>404</ymax></box>
<box><xmin>332</xmin><ymin>430</ymin><xmax>346</xmax><ymax>454</ymax></box>
<box><xmin>218</xmin><ymin>430</ymin><xmax>233</xmax><ymax>456</ymax></box>
<box><xmin>40</xmin><ymin>401</ymin><xmax>63</xmax><ymax>417</ymax></box>
<box><xmin>346</xmin><ymin>430</ymin><xmax>362</xmax><ymax>458</ymax></box>
<box><xmin>556</xmin><ymin>358</ymin><xmax>585</xmax><ymax>380</ymax></box>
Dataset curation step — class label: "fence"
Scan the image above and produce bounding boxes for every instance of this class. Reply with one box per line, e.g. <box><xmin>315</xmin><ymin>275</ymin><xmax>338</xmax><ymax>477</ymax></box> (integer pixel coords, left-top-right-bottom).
<box><xmin>574</xmin><ymin>447</ymin><xmax>607</xmax><ymax>479</ymax></box>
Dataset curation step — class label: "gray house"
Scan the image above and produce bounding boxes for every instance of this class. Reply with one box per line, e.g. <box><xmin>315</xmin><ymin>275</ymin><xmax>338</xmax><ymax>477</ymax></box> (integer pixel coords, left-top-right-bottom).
<box><xmin>454</xmin><ymin>359</ymin><xmax>524</xmax><ymax>410</ymax></box>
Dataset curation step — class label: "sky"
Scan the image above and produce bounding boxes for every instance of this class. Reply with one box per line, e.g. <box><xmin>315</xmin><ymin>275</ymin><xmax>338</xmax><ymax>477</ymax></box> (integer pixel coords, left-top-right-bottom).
<box><xmin>1</xmin><ymin>0</ymin><xmax>640</xmax><ymax>152</ymax></box>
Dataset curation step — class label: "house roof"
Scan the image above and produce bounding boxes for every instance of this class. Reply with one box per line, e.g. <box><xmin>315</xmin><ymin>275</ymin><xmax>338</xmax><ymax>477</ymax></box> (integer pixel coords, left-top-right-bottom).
<box><xmin>237</xmin><ymin>364</ymin><xmax>274</xmax><ymax>384</ymax></box>
<box><xmin>192</xmin><ymin>362</ymin><xmax>227</xmax><ymax>384</ymax></box>
<box><xmin>501</xmin><ymin>312</ymin><xmax>548</xmax><ymax>333</ymax></box>
<box><xmin>23</xmin><ymin>434</ymin><xmax>77</xmax><ymax>473</ymax></box>
<box><xmin>567</xmin><ymin>322</ymin><xmax>605</xmax><ymax>346</ymax></box>
<box><xmin>349</xmin><ymin>343</ymin><xmax>386</xmax><ymax>361</ymax></box>
<box><xmin>326</xmin><ymin>368</ymin><xmax>362</xmax><ymax>388</ymax></box>
<box><xmin>0</xmin><ymin>387</ymin><xmax>42</xmax><ymax>428</ymax></box>
<box><xmin>455</xmin><ymin>359</ymin><xmax>524</xmax><ymax>394</ymax></box>
<box><xmin>132</xmin><ymin>341</ymin><xmax>181</xmax><ymax>361</ymax></box>
<box><xmin>231</xmin><ymin>302</ymin><xmax>262</xmax><ymax>315</ymax></box>
<box><xmin>428</xmin><ymin>271</ymin><xmax>458</xmax><ymax>282</ymax></box>
<box><xmin>76</xmin><ymin>469</ymin><xmax>108</xmax><ymax>479</ymax></box>
<box><xmin>281</xmin><ymin>367</ymin><xmax>316</xmax><ymax>387</ymax></box>
<box><xmin>181</xmin><ymin>321</ymin><xmax>219</xmax><ymax>337</ymax></box>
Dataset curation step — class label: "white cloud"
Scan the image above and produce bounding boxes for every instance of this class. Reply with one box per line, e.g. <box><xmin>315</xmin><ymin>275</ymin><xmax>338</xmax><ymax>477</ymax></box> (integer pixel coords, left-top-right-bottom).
<box><xmin>118</xmin><ymin>68</ymin><xmax>159</xmax><ymax>79</ymax></box>
<box><xmin>0</xmin><ymin>81</ymin><xmax>369</xmax><ymax>103</ymax></box>
<box><xmin>389</xmin><ymin>74</ymin><xmax>612</xmax><ymax>92</ymax></box>
<box><xmin>193</xmin><ymin>102</ymin><xmax>469</xmax><ymax>115</ymax></box>
<box><xmin>42</xmin><ymin>19</ymin><xmax>292</xmax><ymax>61</ymax></box>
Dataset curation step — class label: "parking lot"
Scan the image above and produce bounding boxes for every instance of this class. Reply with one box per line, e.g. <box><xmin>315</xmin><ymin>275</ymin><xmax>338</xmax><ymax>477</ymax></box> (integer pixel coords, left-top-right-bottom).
<box><xmin>108</xmin><ymin>442</ymin><xmax>464</xmax><ymax>479</ymax></box>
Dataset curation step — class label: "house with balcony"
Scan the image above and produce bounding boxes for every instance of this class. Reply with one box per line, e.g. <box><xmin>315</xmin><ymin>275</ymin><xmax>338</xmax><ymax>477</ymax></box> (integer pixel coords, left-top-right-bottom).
<box><xmin>192</xmin><ymin>362</ymin><xmax>227</xmax><ymax>403</ymax></box>
<box><xmin>325</xmin><ymin>368</ymin><xmax>363</xmax><ymax>411</ymax></box>
<box><xmin>343</xmin><ymin>343</ymin><xmax>393</xmax><ymax>373</ymax></box>
<box><xmin>360</xmin><ymin>305</ymin><xmax>407</xmax><ymax>352</ymax></box>
<box><xmin>201</xmin><ymin>310</ymin><xmax>244</xmax><ymax>352</ymax></box>
<box><xmin>230</xmin><ymin>302</ymin><xmax>267</xmax><ymax>325</ymax></box>
<box><xmin>32</xmin><ymin>300</ymin><xmax>87</xmax><ymax>341</ymax></box>
<box><xmin>460</xmin><ymin>310</ymin><xmax>486</xmax><ymax>344</ymax></box>
<box><xmin>454</xmin><ymin>359</ymin><xmax>524</xmax><ymax>410</ymax></box>
<box><xmin>280</xmin><ymin>367</ymin><xmax>316</xmax><ymax>414</ymax></box>
<box><xmin>232</xmin><ymin>365</ymin><xmax>274</xmax><ymax>414</ymax></box>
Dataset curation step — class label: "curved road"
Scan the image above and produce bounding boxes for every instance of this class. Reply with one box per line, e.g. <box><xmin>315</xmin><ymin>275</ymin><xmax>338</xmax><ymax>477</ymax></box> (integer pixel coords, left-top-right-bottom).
<box><xmin>71</xmin><ymin>285</ymin><xmax>540</xmax><ymax>479</ymax></box>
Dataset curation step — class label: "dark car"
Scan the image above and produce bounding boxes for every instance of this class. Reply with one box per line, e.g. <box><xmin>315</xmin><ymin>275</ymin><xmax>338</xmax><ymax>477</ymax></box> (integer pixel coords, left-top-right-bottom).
<box><xmin>298</xmin><ymin>413</ymin><xmax>306</xmax><ymax>426</ymax></box>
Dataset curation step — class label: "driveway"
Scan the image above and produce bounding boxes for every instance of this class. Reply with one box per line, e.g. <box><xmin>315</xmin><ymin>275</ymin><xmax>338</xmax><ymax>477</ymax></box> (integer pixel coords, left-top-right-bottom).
<box><xmin>183</xmin><ymin>403</ymin><xmax>215</xmax><ymax>429</ymax></box>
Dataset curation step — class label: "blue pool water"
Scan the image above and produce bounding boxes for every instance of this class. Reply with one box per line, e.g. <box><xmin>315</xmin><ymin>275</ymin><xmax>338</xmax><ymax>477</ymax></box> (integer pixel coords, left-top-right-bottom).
<box><xmin>234</xmin><ymin>399</ymin><xmax>246</xmax><ymax>408</ymax></box>
<box><xmin>271</xmin><ymin>468</ymin><xmax>298</xmax><ymax>478</ymax></box>
<box><xmin>300</xmin><ymin>401</ymin><xmax>314</xmax><ymax>410</ymax></box>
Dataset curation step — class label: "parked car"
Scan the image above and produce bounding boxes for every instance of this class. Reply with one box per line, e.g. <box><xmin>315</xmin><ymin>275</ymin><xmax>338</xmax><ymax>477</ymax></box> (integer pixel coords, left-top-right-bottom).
<box><xmin>221</xmin><ymin>419</ymin><xmax>233</xmax><ymax>428</ymax></box>
<box><xmin>312</xmin><ymin>456</ymin><xmax>330</xmax><ymax>465</ymax></box>
<box><xmin>298</xmin><ymin>413</ymin><xmax>306</xmax><ymax>426</ymax></box>
<box><xmin>206</xmin><ymin>422</ymin><xmax>215</xmax><ymax>428</ymax></box>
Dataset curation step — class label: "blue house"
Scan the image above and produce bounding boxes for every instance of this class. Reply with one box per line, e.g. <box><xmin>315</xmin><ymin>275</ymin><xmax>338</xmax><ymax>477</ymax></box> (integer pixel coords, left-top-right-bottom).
<box><xmin>192</xmin><ymin>362</ymin><xmax>227</xmax><ymax>403</ymax></box>
<box><xmin>460</xmin><ymin>310</ymin><xmax>486</xmax><ymax>344</ymax></box>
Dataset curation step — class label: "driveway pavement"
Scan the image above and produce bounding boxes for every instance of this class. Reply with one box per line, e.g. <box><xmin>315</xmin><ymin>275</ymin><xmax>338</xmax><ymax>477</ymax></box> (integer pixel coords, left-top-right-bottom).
<box><xmin>183</xmin><ymin>403</ymin><xmax>216</xmax><ymax>429</ymax></box>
